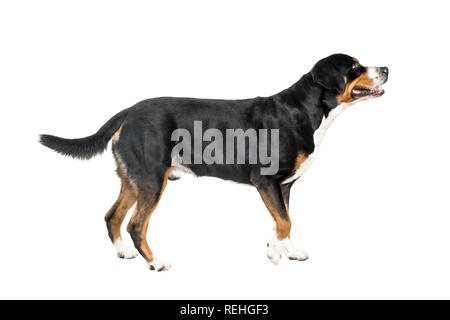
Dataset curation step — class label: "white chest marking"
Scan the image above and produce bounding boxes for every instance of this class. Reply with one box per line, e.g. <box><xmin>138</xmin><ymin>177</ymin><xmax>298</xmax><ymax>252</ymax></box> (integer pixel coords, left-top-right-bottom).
<box><xmin>282</xmin><ymin>103</ymin><xmax>348</xmax><ymax>184</ymax></box>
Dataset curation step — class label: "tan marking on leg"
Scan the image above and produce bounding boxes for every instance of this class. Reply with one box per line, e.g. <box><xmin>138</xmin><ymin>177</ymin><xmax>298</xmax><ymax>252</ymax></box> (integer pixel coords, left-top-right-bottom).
<box><xmin>276</xmin><ymin>219</ymin><xmax>291</xmax><ymax>240</ymax></box>
<box><xmin>127</xmin><ymin>168</ymin><xmax>171</xmax><ymax>262</ymax></box>
<box><xmin>259</xmin><ymin>189</ymin><xmax>292</xmax><ymax>240</ymax></box>
<box><xmin>104</xmin><ymin>178</ymin><xmax>137</xmax><ymax>244</ymax></box>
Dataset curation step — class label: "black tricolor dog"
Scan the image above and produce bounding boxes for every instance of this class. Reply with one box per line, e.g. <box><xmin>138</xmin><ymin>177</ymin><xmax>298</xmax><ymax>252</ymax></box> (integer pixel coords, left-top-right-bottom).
<box><xmin>40</xmin><ymin>54</ymin><xmax>388</xmax><ymax>271</ymax></box>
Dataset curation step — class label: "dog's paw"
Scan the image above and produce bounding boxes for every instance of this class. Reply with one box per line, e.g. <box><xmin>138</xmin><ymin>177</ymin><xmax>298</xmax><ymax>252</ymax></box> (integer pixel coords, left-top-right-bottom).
<box><xmin>117</xmin><ymin>247</ymin><xmax>139</xmax><ymax>259</ymax></box>
<box><xmin>148</xmin><ymin>258</ymin><xmax>172</xmax><ymax>272</ymax></box>
<box><xmin>266</xmin><ymin>242</ymin><xmax>283</xmax><ymax>265</ymax></box>
<box><xmin>287</xmin><ymin>248</ymin><xmax>309</xmax><ymax>261</ymax></box>
<box><xmin>114</xmin><ymin>239</ymin><xmax>139</xmax><ymax>259</ymax></box>
<box><xmin>266</xmin><ymin>237</ymin><xmax>309</xmax><ymax>264</ymax></box>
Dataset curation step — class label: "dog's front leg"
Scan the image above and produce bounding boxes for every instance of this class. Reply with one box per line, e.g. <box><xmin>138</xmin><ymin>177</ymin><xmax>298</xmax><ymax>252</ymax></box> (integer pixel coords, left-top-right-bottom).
<box><xmin>251</xmin><ymin>176</ymin><xmax>309</xmax><ymax>264</ymax></box>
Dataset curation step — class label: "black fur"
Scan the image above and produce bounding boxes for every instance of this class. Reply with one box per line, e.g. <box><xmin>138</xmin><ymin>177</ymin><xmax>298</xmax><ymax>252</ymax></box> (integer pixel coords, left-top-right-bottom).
<box><xmin>39</xmin><ymin>53</ymin><xmax>388</xmax><ymax>267</ymax></box>
<box><xmin>311</xmin><ymin>54</ymin><xmax>351</xmax><ymax>94</ymax></box>
<box><xmin>40</xmin><ymin>108</ymin><xmax>131</xmax><ymax>159</ymax></box>
<box><xmin>39</xmin><ymin>54</ymin><xmax>359</xmax><ymax>185</ymax></box>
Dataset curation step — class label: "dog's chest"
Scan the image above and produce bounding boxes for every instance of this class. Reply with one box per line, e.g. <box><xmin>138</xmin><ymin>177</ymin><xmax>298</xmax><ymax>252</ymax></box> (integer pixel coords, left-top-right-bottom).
<box><xmin>282</xmin><ymin>103</ymin><xmax>347</xmax><ymax>184</ymax></box>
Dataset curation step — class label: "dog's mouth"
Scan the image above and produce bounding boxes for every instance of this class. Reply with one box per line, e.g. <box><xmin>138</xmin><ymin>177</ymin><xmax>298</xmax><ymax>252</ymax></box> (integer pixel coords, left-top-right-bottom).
<box><xmin>351</xmin><ymin>85</ymin><xmax>385</xmax><ymax>98</ymax></box>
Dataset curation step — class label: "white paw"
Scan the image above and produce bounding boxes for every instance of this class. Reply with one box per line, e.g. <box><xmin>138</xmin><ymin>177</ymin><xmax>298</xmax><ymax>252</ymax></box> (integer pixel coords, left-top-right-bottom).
<box><xmin>114</xmin><ymin>239</ymin><xmax>139</xmax><ymax>259</ymax></box>
<box><xmin>266</xmin><ymin>236</ymin><xmax>309</xmax><ymax>264</ymax></box>
<box><xmin>287</xmin><ymin>248</ymin><xmax>309</xmax><ymax>261</ymax></box>
<box><xmin>266</xmin><ymin>241</ymin><xmax>283</xmax><ymax>265</ymax></box>
<box><xmin>148</xmin><ymin>257</ymin><xmax>172</xmax><ymax>272</ymax></box>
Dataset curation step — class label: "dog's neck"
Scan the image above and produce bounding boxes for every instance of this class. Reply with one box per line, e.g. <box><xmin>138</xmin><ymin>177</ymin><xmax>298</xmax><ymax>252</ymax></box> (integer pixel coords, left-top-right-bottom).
<box><xmin>275</xmin><ymin>72</ymin><xmax>341</xmax><ymax>132</ymax></box>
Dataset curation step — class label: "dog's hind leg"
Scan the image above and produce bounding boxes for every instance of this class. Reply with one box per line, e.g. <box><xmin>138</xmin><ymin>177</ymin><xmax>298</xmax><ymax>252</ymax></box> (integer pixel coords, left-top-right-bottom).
<box><xmin>127</xmin><ymin>168</ymin><xmax>171</xmax><ymax>271</ymax></box>
<box><xmin>104</xmin><ymin>178</ymin><xmax>138</xmax><ymax>259</ymax></box>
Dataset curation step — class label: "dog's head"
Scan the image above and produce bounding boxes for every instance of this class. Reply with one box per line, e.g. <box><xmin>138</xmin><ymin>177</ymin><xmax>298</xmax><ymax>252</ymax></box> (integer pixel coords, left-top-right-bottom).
<box><xmin>311</xmin><ymin>54</ymin><xmax>388</xmax><ymax>105</ymax></box>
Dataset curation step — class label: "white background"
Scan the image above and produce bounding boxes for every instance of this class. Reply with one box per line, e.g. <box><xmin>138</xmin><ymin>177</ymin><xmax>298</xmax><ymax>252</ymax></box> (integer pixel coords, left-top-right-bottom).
<box><xmin>1</xmin><ymin>0</ymin><xmax>449</xmax><ymax>299</ymax></box>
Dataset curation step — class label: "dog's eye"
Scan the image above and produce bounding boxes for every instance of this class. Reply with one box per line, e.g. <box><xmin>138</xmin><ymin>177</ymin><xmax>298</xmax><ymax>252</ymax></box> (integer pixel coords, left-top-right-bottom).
<box><xmin>352</xmin><ymin>63</ymin><xmax>360</xmax><ymax>69</ymax></box>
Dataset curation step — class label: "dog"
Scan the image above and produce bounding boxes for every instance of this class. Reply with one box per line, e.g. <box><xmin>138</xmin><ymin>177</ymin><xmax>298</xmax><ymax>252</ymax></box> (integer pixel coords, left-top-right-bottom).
<box><xmin>40</xmin><ymin>54</ymin><xmax>388</xmax><ymax>271</ymax></box>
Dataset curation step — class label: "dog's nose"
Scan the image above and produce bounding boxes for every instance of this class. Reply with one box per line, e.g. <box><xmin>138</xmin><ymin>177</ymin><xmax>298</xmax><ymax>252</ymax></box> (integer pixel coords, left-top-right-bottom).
<box><xmin>380</xmin><ymin>67</ymin><xmax>389</xmax><ymax>76</ymax></box>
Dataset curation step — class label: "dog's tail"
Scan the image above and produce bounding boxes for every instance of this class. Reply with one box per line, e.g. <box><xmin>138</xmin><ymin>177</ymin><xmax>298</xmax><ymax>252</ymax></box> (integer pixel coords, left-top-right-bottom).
<box><xmin>39</xmin><ymin>108</ymin><xmax>131</xmax><ymax>160</ymax></box>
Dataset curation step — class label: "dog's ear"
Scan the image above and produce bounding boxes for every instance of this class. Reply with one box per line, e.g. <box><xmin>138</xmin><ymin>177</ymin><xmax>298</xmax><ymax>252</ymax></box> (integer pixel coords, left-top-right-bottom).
<box><xmin>311</xmin><ymin>58</ymin><xmax>346</xmax><ymax>94</ymax></box>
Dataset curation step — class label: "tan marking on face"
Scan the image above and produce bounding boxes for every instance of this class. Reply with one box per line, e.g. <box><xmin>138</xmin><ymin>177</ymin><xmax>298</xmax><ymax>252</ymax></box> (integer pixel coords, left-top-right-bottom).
<box><xmin>337</xmin><ymin>71</ymin><xmax>375</xmax><ymax>104</ymax></box>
